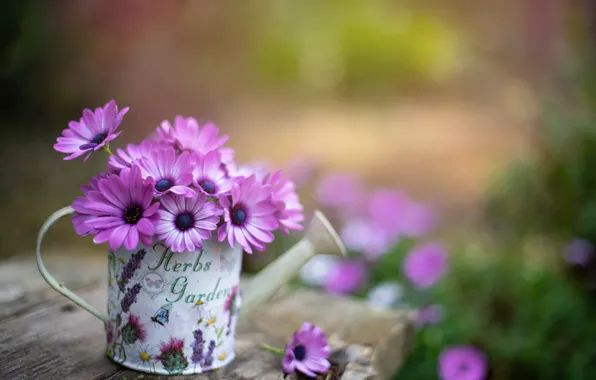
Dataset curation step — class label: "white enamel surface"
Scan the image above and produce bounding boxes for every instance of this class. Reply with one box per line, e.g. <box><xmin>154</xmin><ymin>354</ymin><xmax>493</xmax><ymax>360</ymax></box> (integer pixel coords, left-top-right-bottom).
<box><xmin>106</xmin><ymin>239</ymin><xmax>243</xmax><ymax>375</ymax></box>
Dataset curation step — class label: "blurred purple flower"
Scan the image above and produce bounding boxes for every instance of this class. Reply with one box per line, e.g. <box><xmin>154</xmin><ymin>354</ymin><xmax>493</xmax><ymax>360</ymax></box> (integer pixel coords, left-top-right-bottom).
<box><xmin>263</xmin><ymin>170</ymin><xmax>305</xmax><ymax>234</ymax></box>
<box><xmin>108</xmin><ymin>140</ymin><xmax>169</xmax><ymax>173</ymax></box>
<box><xmin>402</xmin><ymin>242</ymin><xmax>448</xmax><ymax>289</ymax></box>
<box><xmin>414</xmin><ymin>304</ymin><xmax>444</xmax><ymax>328</ymax></box>
<box><xmin>439</xmin><ymin>345</ymin><xmax>487</xmax><ymax>380</ymax></box>
<box><xmin>157</xmin><ymin>116</ymin><xmax>228</xmax><ymax>156</ymax></box>
<box><xmin>369</xmin><ymin>190</ymin><xmax>436</xmax><ymax>239</ymax></box>
<box><xmin>324</xmin><ymin>260</ymin><xmax>367</xmax><ymax>295</ymax></box>
<box><xmin>341</xmin><ymin>219</ymin><xmax>394</xmax><ymax>261</ymax></box>
<box><xmin>315</xmin><ymin>173</ymin><xmax>363</xmax><ymax>211</ymax></box>
<box><xmin>563</xmin><ymin>238</ymin><xmax>594</xmax><ymax>267</ymax></box>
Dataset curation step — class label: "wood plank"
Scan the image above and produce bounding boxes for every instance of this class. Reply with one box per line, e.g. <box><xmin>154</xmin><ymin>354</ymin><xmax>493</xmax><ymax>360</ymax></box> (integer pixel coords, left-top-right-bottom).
<box><xmin>0</xmin><ymin>254</ymin><xmax>412</xmax><ymax>379</ymax></box>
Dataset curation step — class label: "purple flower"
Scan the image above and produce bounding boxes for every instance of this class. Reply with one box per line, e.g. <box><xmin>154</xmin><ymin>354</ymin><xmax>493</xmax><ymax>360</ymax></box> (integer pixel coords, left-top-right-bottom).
<box><xmin>82</xmin><ymin>166</ymin><xmax>160</xmax><ymax>251</ymax></box>
<box><xmin>156</xmin><ymin>193</ymin><xmax>222</xmax><ymax>252</ymax></box>
<box><xmin>157</xmin><ymin>116</ymin><xmax>228</xmax><ymax>155</ymax></box>
<box><xmin>283</xmin><ymin>322</ymin><xmax>331</xmax><ymax>377</ymax></box>
<box><xmin>71</xmin><ymin>173</ymin><xmax>109</xmax><ymax>237</ymax></box>
<box><xmin>118</xmin><ymin>249</ymin><xmax>146</xmax><ymax>293</ymax></box>
<box><xmin>369</xmin><ymin>189</ymin><xmax>436</xmax><ymax>239</ymax></box>
<box><xmin>263</xmin><ymin>170</ymin><xmax>304</xmax><ymax>234</ymax></box>
<box><xmin>108</xmin><ymin>140</ymin><xmax>168</xmax><ymax>173</ymax></box>
<box><xmin>217</xmin><ymin>175</ymin><xmax>278</xmax><ymax>253</ymax></box>
<box><xmin>121</xmin><ymin>283</ymin><xmax>142</xmax><ymax>313</ymax></box>
<box><xmin>137</xmin><ymin>147</ymin><xmax>196</xmax><ymax>198</ymax></box>
<box><xmin>121</xmin><ymin>313</ymin><xmax>147</xmax><ymax>344</ymax></box>
<box><xmin>158</xmin><ymin>337</ymin><xmax>189</xmax><ymax>374</ymax></box>
<box><xmin>203</xmin><ymin>340</ymin><xmax>216</xmax><ymax>369</ymax></box>
<box><xmin>414</xmin><ymin>304</ymin><xmax>444</xmax><ymax>328</ymax></box>
<box><xmin>324</xmin><ymin>260</ymin><xmax>367</xmax><ymax>295</ymax></box>
<box><xmin>340</xmin><ymin>219</ymin><xmax>394</xmax><ymax>261</ymax></box>
<box><xmin>106</xmin><ymin>321</ymin><xmax>115</xmax><ymax>344</ymax></box>
<box><xmin>193</xmin><ymin>151</ymin><xmax>233</xmax><ymax>196</ymax></box>
<box><xmin>439</xmin><ymin>345</ymin><xmax>487</xmax><ymax>380</ymax></box>
<box><xmin>190</xmin><ymin>329</ymin><xmax>205</xmax><ymax>365</ymax></box>
<box><xmin>402</xmin><ymin>242</ymin><xmax>448</xmax><ymax>289</ymax></box>
<box><xmin>54</xmin><ymin>100</ymin><xmax>128</xmax><ymax>162</ymax></box>
<box><xmin>315</xmin><ymin>173</ymin><xmax>363</xmax><ymax>210</ymax></box>
<box><xmin>563</xmin><ymin>238</ymin><xmax>594</xmax><ymax>266</ymax></box>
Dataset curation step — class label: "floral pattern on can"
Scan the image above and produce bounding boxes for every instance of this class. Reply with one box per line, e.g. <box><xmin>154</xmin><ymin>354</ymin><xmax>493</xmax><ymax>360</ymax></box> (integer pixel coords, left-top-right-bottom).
<box><xmin>105</xmin><ymin>240</ymin><xmax>242</xmax><ymax>375</ymax></box>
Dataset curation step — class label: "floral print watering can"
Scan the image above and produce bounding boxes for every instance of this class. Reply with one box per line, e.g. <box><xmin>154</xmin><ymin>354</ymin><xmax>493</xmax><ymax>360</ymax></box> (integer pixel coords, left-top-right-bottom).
<box><xmin>36</xmin><ymin>208</ymin><xmax>345</xmax><ymax>375</ymax></box>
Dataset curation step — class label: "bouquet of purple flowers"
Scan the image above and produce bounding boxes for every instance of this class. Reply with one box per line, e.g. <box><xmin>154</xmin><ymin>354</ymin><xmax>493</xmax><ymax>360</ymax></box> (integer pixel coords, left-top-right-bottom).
<box><xmin>54</xmin><ymin>100</ymin><xmax>304</xmax><ymax>254</ymax></box>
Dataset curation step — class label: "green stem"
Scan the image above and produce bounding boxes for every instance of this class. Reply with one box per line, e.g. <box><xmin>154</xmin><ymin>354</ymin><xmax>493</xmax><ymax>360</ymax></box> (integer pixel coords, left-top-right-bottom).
<box><xmin>103</xmin><ymin>143</ymin><xmax>113</xmax><ymax>156</ymax></box>
<box><xmin>261</xmin><ymin>343</ymin><xmax>286</xmax><ymax>356</ymax></box>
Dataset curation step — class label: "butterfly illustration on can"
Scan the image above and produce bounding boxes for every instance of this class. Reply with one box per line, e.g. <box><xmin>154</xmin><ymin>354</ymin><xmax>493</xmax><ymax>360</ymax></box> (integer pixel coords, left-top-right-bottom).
<box><xmin>151</xmin><ymin>302</ymin><xmax>173</xmax><ymax>326</ymax></box>
<box><xmin>139</xmin><ymin>271</ymin><xmax>170</xmax><ymax>299</ymax></box>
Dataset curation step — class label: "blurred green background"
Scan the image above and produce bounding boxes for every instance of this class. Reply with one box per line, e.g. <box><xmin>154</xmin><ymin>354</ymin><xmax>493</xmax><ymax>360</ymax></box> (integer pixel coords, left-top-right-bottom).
<box><xmin>3</xmin><ymin>0</ymin><xmax>596</xmax><ymax>378</ymax></box>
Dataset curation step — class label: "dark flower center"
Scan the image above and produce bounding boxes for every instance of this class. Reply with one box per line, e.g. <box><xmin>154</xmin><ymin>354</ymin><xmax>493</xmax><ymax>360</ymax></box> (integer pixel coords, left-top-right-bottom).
<box><xmin>231</xmin><ymin>207</ymin><xmax>247</xmax><ymax>226</ymax></box>
<box><xmin>155</xmin><ymin>179</ymin><xmax>173</xmax><ymax>192</ymax></box>
<box><xmin>293</xmin><ymin>345</ymin><xmax>306</xmax><ymax>361</ymax></box>
<box><xmin>91</xmin><ymin>133</ymin><xmax>106</xmax><ymax>144</ymax></box>
<box><xmin>458</xmin><ymin>363</ymin><xmax>469</xmax><ymax>372</ymax></box>
<box><xmin>124</xmin><ymin>205</ymin><xmax>142</xmax><ymax>224</ymax></box>
<box><xmin>199</xmin><ymin>179</ymin><xmax>216</xmax><ymax>194</ymax></box>
<box><xmin>175</xmin><ymin>213</ymin><xmax>194</xmax><ymax>231</ymax></box>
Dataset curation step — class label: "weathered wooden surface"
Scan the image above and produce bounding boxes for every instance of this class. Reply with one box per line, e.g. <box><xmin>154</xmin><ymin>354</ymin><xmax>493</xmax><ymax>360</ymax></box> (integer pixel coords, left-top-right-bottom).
<box><xmin>0</xmin><ymin>251</ymin><xmax>412</xmax><ymax>379</ymax></box>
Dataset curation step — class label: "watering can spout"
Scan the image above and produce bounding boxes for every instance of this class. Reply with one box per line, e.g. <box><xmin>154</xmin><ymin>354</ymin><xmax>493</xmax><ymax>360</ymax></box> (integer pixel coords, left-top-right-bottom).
<box><xmin>239</xmin><ymin>210</ymin><xmax>346</xmax><ymax>320</ymax></box>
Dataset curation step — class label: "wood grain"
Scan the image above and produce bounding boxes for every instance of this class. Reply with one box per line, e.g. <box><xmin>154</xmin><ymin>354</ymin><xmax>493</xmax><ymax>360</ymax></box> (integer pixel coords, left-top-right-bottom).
<box><xmin>0</xmin><ymin>253</ymin><xmax>412</xmax><ymax>379</ymax></box>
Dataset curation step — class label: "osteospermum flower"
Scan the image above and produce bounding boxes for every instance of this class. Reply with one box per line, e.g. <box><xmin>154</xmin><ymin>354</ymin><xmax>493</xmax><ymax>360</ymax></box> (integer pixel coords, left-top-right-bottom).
<box><xmin>83</xmin><ymin>166</ymin><xmax>160</xmax><ymax>251</ymax></box>
<box><xmin>217</xmin><ymin>175</ymin><xmax>278</xmax><ymax>253</ymax></box>
<box><xmin>340</xmin><ymin>219</ymin><xmax>394</xmax><ymax>261</ymax></box>
<box><xmin>156</xmin><ymin>193</ymin><xmax>222</xmax><ymax>252</ymax></box>
<box><xmin>324</xmin><ymin>260</ymin><xmax>367</xmax><ymax>295</ymax></box>
<box><xmin>369</xmin><ymin>189</ymin><xmax>436</xmax><ymax>239</ymax></box>
<box><xmin>193</xmin><ymin>151</ymin><xmax>233</xmax><ymax>196</ymax></box>
<box><xmin>72</xmin><ymin>173</ymin><xmax>109</xmax><ymax>236</ymax></box>
<box><xmin>137</xmin><ymin>147</ymin><xmax>196</xmax><ymax>198</ymax></box>
<box><xmin>414</xmin><ymin>304</ymin><xmax>444</xmax><ymax>328</ymax></box>
<box><xmin>402</xmin><ymin>242</ymin><xmax>448</xmax><ymax>289</ymax></box>
<box><xmin>54</xmin><ymin>99</ymin><xmax>128</xmax><ymax>162</ymax></box>
<box><xmin>439</xmin><ymin>345</ymin><xmax>487</xmax><ymax>380</ymax></box>
<box><xmin>108</xmin><ymin>140</ymin><xmax>168</xmax><ymax>173</ymax></box>
<box><xmin>283</xmin><ymin>322</ymin><xmax>331</xmax><ymax>377</ymax></box>
<box><xmin>263</xmin><ymin>170</ymin><xmax>304</xmax><ymax>234</ymax></box>
<box><xmin>157</xmin><ymin>116</ymin><xmax>228</xmax><ymax>155</ymax></box>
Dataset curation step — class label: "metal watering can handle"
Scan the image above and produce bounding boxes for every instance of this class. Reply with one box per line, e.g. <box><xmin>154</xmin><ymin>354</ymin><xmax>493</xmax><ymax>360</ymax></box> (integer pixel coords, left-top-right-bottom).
<box><xmin>36</xmin><ymin>206</ymin><xmax>108</xmax><ymax>325</ymax></box>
